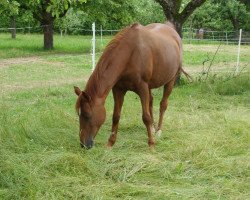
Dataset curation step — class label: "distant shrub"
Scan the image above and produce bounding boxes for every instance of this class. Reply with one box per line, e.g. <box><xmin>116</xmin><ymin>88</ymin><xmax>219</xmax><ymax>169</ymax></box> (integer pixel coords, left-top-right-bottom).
<box><xmin>200</xmin><ymin>73</ymin><xmax>250</xmax><ymax>95</ymax></box>
<box><xmin>214</xmin><ymin>73</ymin><xmax>250</xmax><ymax>95</ymax></box>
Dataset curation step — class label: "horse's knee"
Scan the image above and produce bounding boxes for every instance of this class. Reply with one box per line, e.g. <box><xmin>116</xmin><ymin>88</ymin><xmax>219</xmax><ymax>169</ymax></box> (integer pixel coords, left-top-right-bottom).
<box><xmin>142</xmin><ymin>114</ymin><xmax>152</xmax><ymax>125</ymax></box>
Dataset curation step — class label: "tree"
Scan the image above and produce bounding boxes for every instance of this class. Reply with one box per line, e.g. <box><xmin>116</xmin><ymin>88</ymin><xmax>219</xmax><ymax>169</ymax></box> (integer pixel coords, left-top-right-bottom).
<box><xmin>132</xmin><ymin>0</ymin><xmax>165</xmax><ymax>25</ymax></box>
<box><xmin>219</xmin><ymin>0</ymin><xmax>250</xmax><ymax>32</ymax></box>
<box><xmin>18</xmin><ymin>0</ymin><xmax>87</xmax><ymax>49</ymax></box>
<box><xmin>0</xmin><ymin>0</ymin><xmax>19</xmax><ymax>39</ymax></box>
<box><xmin>155</xmin><ymin>0</ymin><xmax>207</xmax><ymax>37</ymax></box>
<box><xmin>184</xmin><ymin>0</ymin><xmax>250</xmax><ymax>32</ymax></box>
<box><xmin>53</xmin><ymin>0</ymin><xmax>165</xmax><ymax>35</ymax></box>
<box><xmin>82</xmin><ymin>0</ymin><xmax>136</xmax><ymax>30</ymax></box>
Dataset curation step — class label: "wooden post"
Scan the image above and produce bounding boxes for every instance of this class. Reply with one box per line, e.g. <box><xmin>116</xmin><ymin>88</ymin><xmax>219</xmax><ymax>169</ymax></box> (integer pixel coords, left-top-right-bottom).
<box><xmin>10</xmin><ymin>16</ymin><xmax>16</xmax><ymax>39</ymax></box>
<box><xmin>225</xmin><ymin>31</ymin><xmax>228</xmax><ymax>45</ymax></box>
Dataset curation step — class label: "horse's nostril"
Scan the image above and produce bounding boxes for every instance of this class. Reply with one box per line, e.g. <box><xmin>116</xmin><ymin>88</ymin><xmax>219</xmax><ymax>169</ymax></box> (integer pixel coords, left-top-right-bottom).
<box><xmin>80</xmin><ymin>143</ymin><xmax>85</xmax><ymax>148</ymax></box>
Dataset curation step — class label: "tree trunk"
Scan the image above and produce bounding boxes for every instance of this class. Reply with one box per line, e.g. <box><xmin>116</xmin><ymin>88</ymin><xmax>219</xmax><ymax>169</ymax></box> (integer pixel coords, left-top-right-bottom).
<box><xmin>43</xmin><ymin>23</ymin><xmax>53</xmax><ymax>49</ymax></box>
<box><xmin>42</xmin><ymin>13</ymin><xmax>54</xmax><ymax>50</ymax></box>
<box><xmin>168</xmin><ymin>19</ymin><xmax>183</xmax><ymax>38</ymax></box>
<box><xmin>156</xmin><ymin>0</ymin><xmax>207</xmax><ymax>37</ymax></box>
<box><xmin>10</xmin><ymin>16</ymin><xmax>16</xmax><ymax>39</ymax></box>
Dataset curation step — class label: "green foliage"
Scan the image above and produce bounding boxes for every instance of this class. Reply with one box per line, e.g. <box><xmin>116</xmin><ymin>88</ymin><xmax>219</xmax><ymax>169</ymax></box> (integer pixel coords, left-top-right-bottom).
<box><xmin>1</xmin><ymin>0</ymin><xmax>249</xmax><ymax>33</ymax></box>
<box><xmin>55</xmin><ymin>0</ymin><xmax>165</xmax><ymax>31</ymax></box>
<box><xmin>82</xmin><ymin>0</ymin><xmax>136</xmax><ymax>29</ymax></box>
<box><xmin>54</xmin><ymin>9</ymin><xmax>89</xmax><ymax>33</ymax></box>
<box><xmin>221</xmin><ymin>0</ymin><xmax>250</xmax><ymax>30</ymax></box>
<box><xmin>212</xmin><ymin>73</ymin><xmax>250</xmax><ymax>95</ymax></box>
<box><xmin>133</xmin><ymin>1</ymin><xmax>165</xmax><ymax>25</ymax></box>
<box><xmin>186</xmin><ymin>0</ymin><xmax>250</xmax><ymax>30</ymax></box>
<box><xmin>0</xmin><ymin>0</ymin><xmax>19</xmax><ymax>15</ymax></box>
<box><xmin>46</xmin><ymin>0</ymin><xmax>87</xmax><ymax>18</ymax></box>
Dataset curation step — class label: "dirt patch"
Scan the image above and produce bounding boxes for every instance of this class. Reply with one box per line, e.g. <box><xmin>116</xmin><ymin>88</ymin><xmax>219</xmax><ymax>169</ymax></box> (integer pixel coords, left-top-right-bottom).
<box><xmin>184</xmin><ymin>62</ymin><xmax>249</xmax><ymax>74</ymax></box>
<box><xmin>0</xmin><ymin>56</ymin><xmax>65</xmax><ymax>69</ymax></box>
<box><xmin>0</xmin><ymin>56</ymin><xmax>40</xmax><ymax>68</ymax></box>
<box><xmin>1</xmin><ymin>77</ymin><xmax>89</xmax><ymax>94</ymax></box>
<box><xmin>184</xmin><ymin>44</ymin><xmax>250</xmax><ymax>55</ymax></box>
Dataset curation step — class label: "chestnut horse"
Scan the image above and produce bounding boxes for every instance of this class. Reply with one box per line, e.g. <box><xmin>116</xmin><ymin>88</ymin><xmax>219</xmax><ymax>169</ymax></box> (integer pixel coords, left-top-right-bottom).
<box><xmin>74</xmin><ymin>22</ymin><xmax>185</xmax><ymax>149</ymax></box>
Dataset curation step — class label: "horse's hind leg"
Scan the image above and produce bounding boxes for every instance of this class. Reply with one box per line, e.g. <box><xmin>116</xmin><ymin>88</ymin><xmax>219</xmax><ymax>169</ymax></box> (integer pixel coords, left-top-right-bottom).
<box><xmin>138</xmin><ymin>82</ymin><xmax>155</xmax><ymax>147</ymax></box>
<box><xmin>107</xmin><ymin>86</ymin><xmax>126</xmax><ymax>148</ymax></box>
<box><xmin>149</xmin><ymin>89</ymin><xmax>155</xmax><ymax>134</ymax></box>
<box><xmin>157</xmin><ymin>79</ymin><xmax>175</xmax><ymax>136</ymax></box>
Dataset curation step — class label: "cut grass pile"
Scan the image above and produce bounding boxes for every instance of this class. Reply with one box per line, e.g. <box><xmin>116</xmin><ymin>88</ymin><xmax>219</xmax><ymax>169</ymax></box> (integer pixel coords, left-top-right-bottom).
<box><xmin>0</xmin><ymin>35</ymin><xmax>249</xmax><ymax>199</ymax></box>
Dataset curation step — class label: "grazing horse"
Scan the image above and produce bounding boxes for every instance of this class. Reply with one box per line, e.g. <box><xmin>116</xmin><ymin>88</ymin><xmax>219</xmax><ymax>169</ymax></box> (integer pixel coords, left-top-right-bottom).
<box><xmin>74</xmin><ymin>22</ymin><xmax>185</xmax><ymax>149</ymax></box>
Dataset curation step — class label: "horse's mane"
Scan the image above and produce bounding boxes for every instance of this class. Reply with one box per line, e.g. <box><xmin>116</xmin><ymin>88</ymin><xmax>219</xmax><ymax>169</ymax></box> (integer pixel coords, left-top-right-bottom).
<box><xmin>85</xmin><ymin>23</ymin><xmax>140</xmax><ymax>97</ymax></box>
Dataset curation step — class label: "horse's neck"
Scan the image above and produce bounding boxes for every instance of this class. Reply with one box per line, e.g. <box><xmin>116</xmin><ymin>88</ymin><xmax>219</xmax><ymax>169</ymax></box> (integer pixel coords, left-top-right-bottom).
<box><xmin>86</xmin><ymin>50</ymin><xmax>129</xmax><ymax>104</ymax></box>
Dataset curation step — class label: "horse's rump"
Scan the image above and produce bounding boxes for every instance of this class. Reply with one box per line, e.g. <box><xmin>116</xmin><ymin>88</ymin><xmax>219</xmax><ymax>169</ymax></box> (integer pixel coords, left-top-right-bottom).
<box><xmin>122</xmin><ymin>23</ymin><xmax>182</xmax><ymax>89</ymax></box>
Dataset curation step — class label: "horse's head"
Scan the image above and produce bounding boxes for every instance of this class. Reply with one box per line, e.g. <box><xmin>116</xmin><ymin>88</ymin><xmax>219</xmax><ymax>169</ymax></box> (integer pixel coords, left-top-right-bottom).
<box><xmin>74</xmin><ymin>86</ymin><xmax>106</xmax><ymax>149</ymax></box>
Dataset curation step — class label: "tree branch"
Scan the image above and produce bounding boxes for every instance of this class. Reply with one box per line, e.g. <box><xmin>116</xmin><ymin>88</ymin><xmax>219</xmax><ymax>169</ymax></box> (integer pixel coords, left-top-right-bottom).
<box><xmin>179</xmin><ymin>0</ymin><xmax>207</xmax><ymax>23</ymax></box>
<box><xmin>155</xmin><ymin>0</ymin><xmax>175</xmax><ymax>20</ymax></box>
<box><xmin>58</xmin><ymin>3</ymin><xmax>71</xmax><ymax>18</ymax></box>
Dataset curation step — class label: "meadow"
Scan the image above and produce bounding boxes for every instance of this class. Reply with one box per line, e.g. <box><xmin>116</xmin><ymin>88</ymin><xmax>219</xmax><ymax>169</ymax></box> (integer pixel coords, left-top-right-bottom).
<box><xmin>0</xmin><ymin>33</ymin><xmax>249</xmax><ymax>199</ymax></box>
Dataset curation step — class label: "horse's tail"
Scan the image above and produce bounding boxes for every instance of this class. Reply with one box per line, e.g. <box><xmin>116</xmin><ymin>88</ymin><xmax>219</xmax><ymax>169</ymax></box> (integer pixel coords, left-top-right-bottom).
<box><xmin>180</xmin><ymin>67</ymin><xmax>192</xmax><ymax>82</ymax></box>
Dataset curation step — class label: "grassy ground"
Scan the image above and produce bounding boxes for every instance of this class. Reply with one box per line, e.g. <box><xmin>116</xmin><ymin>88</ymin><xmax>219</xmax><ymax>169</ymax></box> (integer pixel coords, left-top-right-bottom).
<box><xmin>0</xmin><ymin>34</ymin><xmax>250</xmax><ymax>199</ymax></box>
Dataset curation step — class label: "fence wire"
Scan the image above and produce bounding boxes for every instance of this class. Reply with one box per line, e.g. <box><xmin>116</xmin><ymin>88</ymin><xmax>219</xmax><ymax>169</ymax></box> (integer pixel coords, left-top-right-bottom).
<box><xmin>1</xmin><ymin>25</ymin><xmax>249</xmax><ymax>44</ymax></box>
<box><xmin>0</xmin><ymin>25</ymin><xmax>249</xmax><ymax>78</ymax></box>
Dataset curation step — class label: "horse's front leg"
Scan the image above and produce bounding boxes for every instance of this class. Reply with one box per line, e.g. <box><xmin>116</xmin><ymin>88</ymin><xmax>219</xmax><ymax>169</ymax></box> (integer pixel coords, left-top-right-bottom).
<box><xmin>107</xmin><ymin>86</ymin><xmax>126</xmax><ymax>148</ymax></box>
<box><xmin>137</xmin><ymin>82</ymin><xmax>155</xmax><ymax>148</ymax></box>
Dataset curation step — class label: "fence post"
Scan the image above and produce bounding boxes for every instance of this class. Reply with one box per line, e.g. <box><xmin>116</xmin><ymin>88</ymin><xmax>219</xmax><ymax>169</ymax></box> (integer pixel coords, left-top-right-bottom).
<box><xmin>225</xmin><ymin>31</ymin><xmax>228</xmax><ymax>45</ymax></box>
<box><xmin>236</xmin><ymin>29</ymin><xmax>242</xmax><ymax>74</ymax></box>
<box><xmin>92</xmin><ymin>22</ymin><xmax>96</xmax><ymax>72</ymax></box>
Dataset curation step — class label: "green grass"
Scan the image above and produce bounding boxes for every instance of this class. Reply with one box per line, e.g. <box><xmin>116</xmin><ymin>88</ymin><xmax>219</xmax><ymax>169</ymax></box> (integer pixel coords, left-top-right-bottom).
<box><xmin>0</xmin><ymin>33</ymin><xmax>109</xmax><ymax>58</ymax></box>
<box><xmin>0</xmin><ymin>34</ymin><xmax>250</xmax><ymax>199</ymax></box>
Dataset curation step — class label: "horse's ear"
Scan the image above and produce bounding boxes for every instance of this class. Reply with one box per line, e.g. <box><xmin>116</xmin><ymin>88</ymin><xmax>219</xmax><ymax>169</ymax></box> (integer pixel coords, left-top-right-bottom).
<box><xmin>82</xmin><ymin>91</ymin><xmax>91</xmax><ymax>102</ymax></box>
<box><xmin>74</xmin><ymin>86</ymin><xmax>81</xmax><ymax>96</ymax></box>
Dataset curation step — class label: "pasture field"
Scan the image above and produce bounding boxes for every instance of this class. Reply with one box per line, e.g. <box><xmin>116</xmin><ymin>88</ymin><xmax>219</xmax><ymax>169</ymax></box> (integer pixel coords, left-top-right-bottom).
<box><xmin>0</xmin><ymin>33</ymin><xmax>250</xmax><ymax>199</ymax></box>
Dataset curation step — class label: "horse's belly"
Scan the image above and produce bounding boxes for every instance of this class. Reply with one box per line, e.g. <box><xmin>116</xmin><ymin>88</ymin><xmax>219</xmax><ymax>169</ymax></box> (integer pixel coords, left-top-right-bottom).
<box><xmin>148</xmin><ymin>42</ymin><xmax>180</xmax><ymax>88</ymax></box>
<box><xmin>149</xmin><ymin>71</ymin><xmax>176</xmax><ymax>88</ymax></box>
<box><xmin>149</xmin><ymin>62</ymin><xmax>179</xmax><ymax>88</ymax></box>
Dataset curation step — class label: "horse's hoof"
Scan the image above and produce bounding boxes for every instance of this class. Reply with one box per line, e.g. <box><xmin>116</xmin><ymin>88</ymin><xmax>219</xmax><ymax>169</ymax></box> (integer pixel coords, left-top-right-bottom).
<box><xmin>148</xmin><ymin>139</ymin><xmax>155</xmax><ymax>148</ymax></box>
<box><xmin>106</xmin><ymin>143</ymin><xmax>113</xmax><ymax>149</ymax></box>
<box><xmin>148</xmin><ymin>144</ymin><xmax>156</xmax><ymax>152</ymax></box>
<box><xmin>107</xmin><ymin>139</ymin><xmax>115</xmax><ymax>149</ymax></box>
<box><xmin>156</xmin><ymin>129</ymin><xmax>162</xmax><ymax>137</ymax></box>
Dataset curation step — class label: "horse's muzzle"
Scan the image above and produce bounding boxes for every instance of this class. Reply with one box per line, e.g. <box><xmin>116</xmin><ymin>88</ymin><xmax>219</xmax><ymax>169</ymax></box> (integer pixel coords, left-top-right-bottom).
<box><xmin>80</xmin><ymin>140</ymin><xmax>93</xmax><ymax>149</ymax></box>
